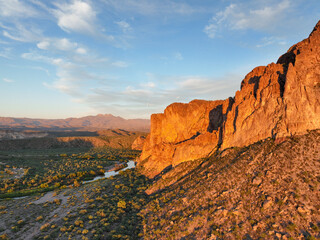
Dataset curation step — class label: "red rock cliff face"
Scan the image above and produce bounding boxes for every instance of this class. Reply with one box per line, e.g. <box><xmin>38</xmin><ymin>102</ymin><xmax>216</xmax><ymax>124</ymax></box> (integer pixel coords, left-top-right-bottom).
<box><xmin>138</xmin><ymin>21</ymin><xmax>320</xmax><ymax>178</ymax></box>
<box><xmin>139</xmin><ymin>99</ymin><xmax>233</xmax><ymax>177</ymax></box>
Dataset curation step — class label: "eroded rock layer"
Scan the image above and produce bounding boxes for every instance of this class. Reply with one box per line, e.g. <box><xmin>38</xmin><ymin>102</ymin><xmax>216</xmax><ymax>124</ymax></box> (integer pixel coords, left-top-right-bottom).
<box><xmin>138</xmin><ymin>21</ymin><xmax>320</xmax><ymax>178</ymax></box>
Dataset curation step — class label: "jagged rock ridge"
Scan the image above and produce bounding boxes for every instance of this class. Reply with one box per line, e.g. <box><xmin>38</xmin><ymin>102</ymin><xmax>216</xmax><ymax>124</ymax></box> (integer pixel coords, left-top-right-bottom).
<box><xmin>138</xmin><ymin>21</ymin><xmax>320</xmax><ymax>178</ymax></box>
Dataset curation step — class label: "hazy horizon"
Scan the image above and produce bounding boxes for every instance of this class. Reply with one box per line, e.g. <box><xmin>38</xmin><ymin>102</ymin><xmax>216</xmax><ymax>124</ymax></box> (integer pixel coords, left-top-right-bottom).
<box><xmin>0</xmin><ymin>113</ymin><xmax>150</xmax><ymax>120</ymax></box>
<box><xmin>0</xmin><ymin>112</ymin><xmax>150</xmax><ymax>120</ymax></box>
<box><xmin>1</xmin><ymin>0</ymin><xmax>320</xmax><ymax>119</ymax></box>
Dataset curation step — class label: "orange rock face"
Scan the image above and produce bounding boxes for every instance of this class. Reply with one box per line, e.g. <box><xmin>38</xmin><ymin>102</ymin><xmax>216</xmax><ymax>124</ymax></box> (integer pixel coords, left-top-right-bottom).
<box><xmin>131</xmin><ymin>136</ymin><xmax>146</xmax><ymax>150</ymax></box>
<box><xmin>138</xmin><ymin>99</ymin><xmax>233</xmax><ymax>177</ymax></box>
<box><xmin>222</xmin><ymin>21</ymin><xmax>320</xmax><ymax>149</ymax></box>
<box><xmin>138</xmin><ymin>21</ymin><xmax>320</xmax><ymax>178</ymax></box>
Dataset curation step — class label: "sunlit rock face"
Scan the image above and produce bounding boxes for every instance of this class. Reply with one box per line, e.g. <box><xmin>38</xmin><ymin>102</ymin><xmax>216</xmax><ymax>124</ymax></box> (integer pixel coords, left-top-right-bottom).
<box><xmin>131</xmin><ymin>136</ymin><xmax>146</xmax><ymax>150</ymax></box>
<box><xmin>138</xmin><ymin>21</ymin><xmax>320</xmax><ymax>178</ymax></box>
<box><xmin>138</xmin><ymin>99</ymin><xmax>233</xmax><ymax>178</ymax></box>
<box><xmin>223</xmin><ymin>21</ymin><xmax>320</xmax><ymax>149</ymax></box>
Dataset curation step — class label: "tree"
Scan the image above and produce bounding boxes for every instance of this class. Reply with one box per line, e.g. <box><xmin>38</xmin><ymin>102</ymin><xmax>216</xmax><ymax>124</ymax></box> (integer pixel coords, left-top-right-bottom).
<box><xmin>117</xmin><ymin>200</ymin><xmax>126</xmax><ymax>209</ymax></box>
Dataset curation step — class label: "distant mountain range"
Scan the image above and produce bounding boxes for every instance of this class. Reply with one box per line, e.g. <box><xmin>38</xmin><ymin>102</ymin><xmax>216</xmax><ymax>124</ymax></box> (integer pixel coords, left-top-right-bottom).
<box><xmin>0</xmin><ymin>114</ymin><xmax>150</xmax><ymax>132</ymax></box>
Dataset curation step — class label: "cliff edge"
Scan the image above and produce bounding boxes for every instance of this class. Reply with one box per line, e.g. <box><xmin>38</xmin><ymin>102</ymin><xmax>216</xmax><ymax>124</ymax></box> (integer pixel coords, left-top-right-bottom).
<box><xmin>138</xmin><ymin>21</ymin><xmax>320</xmax><ymax>178</ymax></box>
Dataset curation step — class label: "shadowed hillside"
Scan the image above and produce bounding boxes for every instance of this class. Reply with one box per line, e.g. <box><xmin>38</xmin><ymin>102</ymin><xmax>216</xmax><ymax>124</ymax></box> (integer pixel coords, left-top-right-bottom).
<box><xmin>0</xmin><ymin>129</ymin><xmax>148</xmax><ymax>150</ymax></box>
<box><xmin>140</xmin><ymin>130</ymin><xmax>320</xmax><ymax>239</ymax></box>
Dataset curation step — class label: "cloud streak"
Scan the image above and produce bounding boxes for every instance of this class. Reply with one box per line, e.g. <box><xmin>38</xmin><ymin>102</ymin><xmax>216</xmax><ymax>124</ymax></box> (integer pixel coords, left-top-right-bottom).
<box><xmin>82</xmin><ymin>73</ymin><xmax>240</xmax><ymax>118</ymax></box>
<box><xmin>2</xmin><ymin>78</ymin><xmax>14</xmax><ymax>83</ymax></box>
<box><xmin>2</xmin><ymin>23</ymin><xmax>43</xmax><ymax>42</ymax></box>
<box><xmin>204</xmin><ymin>0</ymin><xmax>292</xmax><ymax>38</ymax></box>
<box><xmin>0</xmin><ymin>0</ymin><xmax>39</xmax><ymax>18</ymax></box>
<box><xmin>116</xmin><ymin>20</ymin><xmax>132</xmax><ymax>33</ymax></box>
<box><xmin>102</xmin><ymin>0</ymin><xmax>202</xmax><ymax>16</ymax></box>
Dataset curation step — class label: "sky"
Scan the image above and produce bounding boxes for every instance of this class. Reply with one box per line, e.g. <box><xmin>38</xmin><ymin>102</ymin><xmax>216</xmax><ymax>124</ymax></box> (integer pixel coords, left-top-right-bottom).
<box><xmin>0</xmin><ymin>0</ymin><xmax>319</xmax><ymax>120</ymax></box>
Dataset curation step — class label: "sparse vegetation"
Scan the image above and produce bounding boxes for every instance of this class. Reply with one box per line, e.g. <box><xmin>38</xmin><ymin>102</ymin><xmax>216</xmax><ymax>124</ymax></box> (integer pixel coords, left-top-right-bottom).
<box><xmin>0</xmin><ymin>147</ymin><xmax>140</xmax><ymax>199</ymax></box>
<box><xmin>0</xmin><ymin>130</ymin><xmax>319</xmax><ymax>239</ymax></box>
<box><xmin>0</xmin><ymin>130</ymin><xmax>150</xmax><ymax>239</ymax></box>
<box><xmin>140</xmin><ymin>130</ymin><xmax>320</xmax><ymax>239</ymax></box>
<box><xmin>0</xmin><ymin>147</ymin><xmax>149</xmax><ymax>239</ymax></box>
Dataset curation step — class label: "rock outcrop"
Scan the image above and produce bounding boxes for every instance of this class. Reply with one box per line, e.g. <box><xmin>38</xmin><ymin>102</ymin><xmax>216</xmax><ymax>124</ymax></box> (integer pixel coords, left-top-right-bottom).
<box><xmin>131</xmin><ymin>136</ymin><xmax>146</xmax><ymax>150</ymax></box>
<box><xmin>138</xmin><ymin>21</ymin><xmax>320</xmax><ymax>178</ymax></box>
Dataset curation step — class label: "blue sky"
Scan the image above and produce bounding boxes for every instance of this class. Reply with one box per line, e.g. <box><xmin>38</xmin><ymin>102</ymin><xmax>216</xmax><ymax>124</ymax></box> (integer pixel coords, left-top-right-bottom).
<box><xmin>0</xmin><ymin>0</ymin><xmax>319</xmax><ymax>119</ymax></box>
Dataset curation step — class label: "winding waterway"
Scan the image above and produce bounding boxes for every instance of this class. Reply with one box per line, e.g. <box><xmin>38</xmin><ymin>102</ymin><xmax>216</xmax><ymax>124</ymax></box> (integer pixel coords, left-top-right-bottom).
<box><xmin>10</xmin><ymin>160</ymin><xmax>136</xmax><ymax>200</ymax></box>
<box><xmin>83</xmin><ymin>160</ymin><xmax>135</xmax><ymax>184</ymax></box>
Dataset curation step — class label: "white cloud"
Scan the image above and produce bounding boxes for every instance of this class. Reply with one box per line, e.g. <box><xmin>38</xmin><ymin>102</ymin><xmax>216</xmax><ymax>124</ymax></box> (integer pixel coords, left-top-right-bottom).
<box><xmin>53</xmin><ymin>0</ymin><xmax>97</xmax><ymax>35</ymax></box>
<box><xmin>0</xmin><ymin>0</ymin><xmax>39</xmax><ymax>18</ymax></box>
<box><xmin>0</xmin><ymin>47</ymin><xmax>12</xmax><ymax>58</ymax></box>
<box><xmin>29</xmin><ymin>0</ymin><xmax>51</xmax><ymax>13</ymax></box>
<box><xmin>56</xmin><ymin>38</ymin><xmax>78</xmax><ymax>51</ymax></box>
<box><xmin>36</xmin><ymin>38</ymin><xmax>88</xmax><ymax>55</ymax></box>
<box><xmin>116</xmin><ymin>20</ymin><xmax>132</xmax><ymax>33</ymax></box>
<box><xmin>102</xmin><ymin>0</ymin><xmax>201</xmax><ymax>16</ymax></box>
<box><xmin>123</xmin><ymin>86</ymin><xmax>152</xmax><ymax>96</ymax></box>
<box><xmin>22</xmin><ymin>45</ymin><xmax>125</xmax><ymax>102</ymax></box>
<box><xmin>80</xmin><ymin>72</ymin><xmax>241</xmax><ymax>119</ymax></box>
<box><xmin>0</xmin><ymin>1</ymin><xmax>45</xmax><ymax>45</ymax></box>
<box><xmin>111</xmin><ymin>61</ymin><xmax>128</xmax><ymax>68</ymax></box>
<box><xmin>174</xmin><ymin>52</ymin><xmax>183</xmax><ymax>60</ymax></box>
<box><xmin>256</xmin><ymin>36</ymin><xmax>287</xmax><ymax>48</ymax></box>
<box><xmin>21</xmin><ymin>52</ymin><xmax>55</xmax><ymax>63</ymax></box>
<box><xmin>52</xmin><ymin>58</ymin><xmax>64</xmax><ymax>66</ymax></box>
<box><xmin>76</xmin><ymin>47</ymin><xmax>87</xmax><ymax>54</ymax></box>
<box><xmin>177</xmin><ymin>77</ymin><xmax>230</xmax><ymax>95</ymax></box>
<box><xmin>43</xmin><ymin>59</ymin><xmax>101</xmax><ymax>97</ymax></box>
<box><xmin>2</xmin><ymin>78</ymin><xmax>14</xmax><ymax>83</ymax></box>
<box><xmin>142</xmin><ymin>82</ymin><xmax>155</xmax><ymax>88</ymax></box>
<box><xmin>21</xmin><ymin>52</ymin><xmax>69</xmax><ymax>68</ymax></box>
<box><xmin>37</xmin><ymin>41</ymin><xmax>50</xmax><ymax>50</ymax></box>
<box><xmin>204</xmin><ymin>0</ymin><xmax>291</xmax><ymax>38</ymax></box>
<box><xmin>2</xmin><ymin>23</ymin><xmax>43</xmax><ymax>42</ymax></box>
<box><xmin>204</xmin><ymin>22</ymin><xmax>217</xmax><ymax>39</ymax></box>
<box><xmin>21</xmin><ymin>49</ymin><xmax>108</xmax><ymax>99</ymax></box>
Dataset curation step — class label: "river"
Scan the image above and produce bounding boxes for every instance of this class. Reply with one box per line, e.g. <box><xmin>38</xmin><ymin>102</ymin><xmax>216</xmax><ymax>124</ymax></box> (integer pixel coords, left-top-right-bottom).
<box><xmin>83</xmin><ymin>160</ymin><xmax>135</xmax><ymax>184</ymax></box>
<box><xmin>10</xmin><ymin>160</ymin><xmax>136</xmax><ymax>200</ymax></box>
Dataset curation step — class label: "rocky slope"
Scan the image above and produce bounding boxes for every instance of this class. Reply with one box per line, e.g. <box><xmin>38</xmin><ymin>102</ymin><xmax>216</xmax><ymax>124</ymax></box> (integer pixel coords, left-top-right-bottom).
<box><xmin>0</xmin><ymin>114</ymin><xmax>150</xmax><ymax>132</ymax></box>
<box><xmin>138</xmin><ymin>21</ymin><xmax>320</xmax><ymax>178</ymax></box>
<box><xmin>141</xmin><ymin>130</ymin><xmax>320</xmax><ymax>239</ymax></box>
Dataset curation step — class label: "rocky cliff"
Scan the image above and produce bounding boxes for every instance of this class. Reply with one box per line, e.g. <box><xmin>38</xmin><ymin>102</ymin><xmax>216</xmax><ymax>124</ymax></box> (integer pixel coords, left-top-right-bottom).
<box><xmin>138</xmin><ymin>21</ymin><xmax>320</xmax><ymax>178</ymax></box>
<box><xmin>131</xmin><ymin>136</ymin><xmax>146</xmax><ymax>150</ymax></box>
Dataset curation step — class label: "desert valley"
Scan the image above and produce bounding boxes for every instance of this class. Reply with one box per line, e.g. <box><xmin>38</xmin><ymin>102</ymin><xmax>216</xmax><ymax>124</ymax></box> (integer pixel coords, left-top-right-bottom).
<box><xmin>0</xmin><ymin>3</ymin><xmax>320</xmax><ymax>240</ymax></box>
